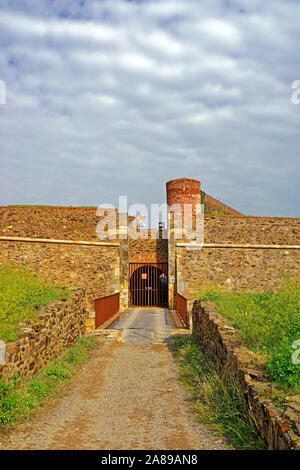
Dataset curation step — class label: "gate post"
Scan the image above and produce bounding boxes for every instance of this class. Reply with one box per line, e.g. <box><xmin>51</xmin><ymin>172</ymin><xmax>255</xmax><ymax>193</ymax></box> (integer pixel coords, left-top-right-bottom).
<box><xmin>119</xmin><ymin>213</ymin><xmax>129</xmax><ymax>311</ymax></box>
<box><xmin>168</xmin><ymin>212</ymin><xmax>176</xmax><ymax>310</ymax></box>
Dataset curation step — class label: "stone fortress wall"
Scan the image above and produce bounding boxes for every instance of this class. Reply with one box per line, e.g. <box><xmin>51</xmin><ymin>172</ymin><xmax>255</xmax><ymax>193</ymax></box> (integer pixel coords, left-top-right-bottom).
<box><xmin>173</xmin><ymin>214</ymin><xmax>300</xmax><ymax>311</ymax></box>
<box><xmin>166</xmin><ymin>178</ymin><xmax>299</xmax><ymax>310</ymax></box>
<box><xmin>0</xmin><ymin>178</ymin><xmax>299</xmax><ymax>313</ymax></box>
<box><xmin>0</xmin><ymin>207</ymin><xmax>123</xmax><ymax>310</ymax></box>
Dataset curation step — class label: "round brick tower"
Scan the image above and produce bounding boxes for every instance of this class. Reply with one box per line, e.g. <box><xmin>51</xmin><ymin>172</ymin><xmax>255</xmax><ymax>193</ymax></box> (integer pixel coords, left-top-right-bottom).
<box><xmin>166</xmin><ymin>178</ymin><xmax>201</xmax><ymax>215</ymax></box>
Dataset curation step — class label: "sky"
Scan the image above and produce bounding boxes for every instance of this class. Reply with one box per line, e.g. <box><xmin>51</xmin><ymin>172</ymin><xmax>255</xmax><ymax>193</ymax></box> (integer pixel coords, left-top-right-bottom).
<box><xmin>0</xmin><ymin>0</ymin><xmax>299</xmax><ymax>218</ymax></box>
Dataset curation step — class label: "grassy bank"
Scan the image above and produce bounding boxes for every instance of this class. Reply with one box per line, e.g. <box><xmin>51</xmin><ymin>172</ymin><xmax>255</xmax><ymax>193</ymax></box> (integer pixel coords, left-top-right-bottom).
<box><xmin>0</xmin><ymin>336</ymin><xmax>98</xmax><ymax>428</ymax></box>
<box><xmin>0</xmin><ymin>263</ymin><xmax>70</xmax><ymax>341</ymax></box>
<box><xmin>198</xmin><ymin>278</ymin><xmax>300</xmax><ymax>392</ymax></box>
<box><xmin>172</xmin><ymin>335</ymin><xmax>266</xmax><ymax>450</ymax></box>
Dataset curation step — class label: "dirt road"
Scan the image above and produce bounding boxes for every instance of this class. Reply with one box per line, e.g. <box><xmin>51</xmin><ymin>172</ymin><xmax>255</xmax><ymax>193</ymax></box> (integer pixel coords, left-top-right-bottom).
<box><xmin>1</xmin><ymin>309</ymin><xmax>227</xmax><ymax>450</ymax></box>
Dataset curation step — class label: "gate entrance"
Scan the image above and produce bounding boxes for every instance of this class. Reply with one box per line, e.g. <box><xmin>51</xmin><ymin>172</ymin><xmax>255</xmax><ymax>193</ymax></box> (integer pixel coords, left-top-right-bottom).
<box><xmin>129</xmin><ymin>263</ymin><xmax>168</xmax><ymax>307</ymax></box>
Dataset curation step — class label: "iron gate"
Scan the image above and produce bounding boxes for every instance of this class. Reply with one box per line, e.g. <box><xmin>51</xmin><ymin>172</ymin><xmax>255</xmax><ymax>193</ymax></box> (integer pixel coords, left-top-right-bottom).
<box><xmin>129</xmin><ymin>263</ymin><xmax>168</xmax><ymax>307</ymax></box>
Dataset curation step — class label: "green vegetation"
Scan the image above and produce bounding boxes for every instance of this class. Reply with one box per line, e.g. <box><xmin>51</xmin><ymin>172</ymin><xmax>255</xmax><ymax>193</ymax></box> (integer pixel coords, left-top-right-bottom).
<box><xmin>198</xmin><ymin>278</ymin><xmax>300</xmax><ymax>391</ymax></box>
<box><xmin>172</xmin><ymin>335</ymin><xmax>266</xmax><ymax>450</ymax></box>
<box><xmin>204</xmin><ymin>209</ymin><xmax>228</xmax><ymax>215</ymax></box>
<box><xmin>0</xmin><ymin>336</ymin><xmax>98</xmax><ymax>428</ymax></box>
<box><xmin>0</xmin><ymin>264</ymin><xmax>70</xmax><ymax>341</ymax></box>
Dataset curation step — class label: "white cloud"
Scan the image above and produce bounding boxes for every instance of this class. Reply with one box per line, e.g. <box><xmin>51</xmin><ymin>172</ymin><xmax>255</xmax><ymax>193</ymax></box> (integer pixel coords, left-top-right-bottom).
<box><xmin>199</xmin><ymin>18</ymin><xmax>241</xmax><ymax>46</ymax></box>
<box><xmin>0</xmin><ymin>11</ymin><xmax>125</xmax><ymax>45</ymax></box>
<box><xmin>0</xmin><ymin>0</ymin><xmax>299</xmax><ymax>217</ymax></box>
<box><xmin>134</xmin><ymin>30</ymin><xmax>185</xmax><ymax>57</ymax></box>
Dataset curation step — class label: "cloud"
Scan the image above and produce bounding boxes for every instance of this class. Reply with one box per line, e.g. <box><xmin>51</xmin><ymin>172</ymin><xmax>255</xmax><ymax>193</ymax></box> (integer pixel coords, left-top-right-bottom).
<box><xmin>0</xmin><ymin>0</ymin><xmax>299</xmax><ymax>218</ymax></box>
<box><xmin>198</xmin><ymin>18</ymin><xmax>242</xmax><ymax>47</ymax></box>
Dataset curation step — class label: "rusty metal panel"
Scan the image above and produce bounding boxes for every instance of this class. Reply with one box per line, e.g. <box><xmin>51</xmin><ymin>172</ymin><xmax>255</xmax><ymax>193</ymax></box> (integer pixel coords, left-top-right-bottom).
<box><xmin>176</xmin><ymin>293</ymin><xmax>187</xmax><ymax>326</ymax></box>
<box><xmin>94</xmin><ymin>292</ymin><xmax>120</xmax><ymax>329</ymax></box>
<box><xmin>129</xmin><ymin>263</ymin><xmax>168</xmax><ymax>307</ymax></box>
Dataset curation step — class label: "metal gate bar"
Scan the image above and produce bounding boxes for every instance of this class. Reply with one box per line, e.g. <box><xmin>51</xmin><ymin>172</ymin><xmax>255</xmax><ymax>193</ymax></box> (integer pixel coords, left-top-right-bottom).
<box><xmin>129</xmin><ymin>263</ymin><xmax>168</xmax><ymax>307</ymax></box>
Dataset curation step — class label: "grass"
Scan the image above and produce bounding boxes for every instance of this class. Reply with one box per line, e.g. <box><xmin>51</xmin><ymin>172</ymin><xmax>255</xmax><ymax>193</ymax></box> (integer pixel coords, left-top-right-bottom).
<box><xmin>198</xmin><ymin>277</ymin><xmax>300</xmax><ymax>392</ymax></box>
<box><xmin>0</xmin><ymin>263</ymin><xmax>70</xmax><ymax>342</ymax></box>
<box><xmin>204</xmin><ymin>210</ymin><xmax>228</xmax><ymax>215</ymax></box>
<box><xmin>172</xmin><ymin>335</ymin><xmax>266</xmax><ymax>450</ymax></box>
<box><xmin>0</xmin><ymin>336</ymin><xmax>98</xmax><ymax>428</ymax></box>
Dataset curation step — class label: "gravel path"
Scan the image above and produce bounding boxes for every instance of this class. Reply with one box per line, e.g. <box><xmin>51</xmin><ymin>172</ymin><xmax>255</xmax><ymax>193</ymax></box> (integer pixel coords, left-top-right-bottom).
<box><xmin>1</xmin><ymin>309</ymin><xmax>228</xmax><ymax>450</ymax></box>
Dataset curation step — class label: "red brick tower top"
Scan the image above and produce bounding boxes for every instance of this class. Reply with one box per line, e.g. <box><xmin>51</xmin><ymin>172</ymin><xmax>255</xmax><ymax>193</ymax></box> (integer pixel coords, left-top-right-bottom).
<box><xmin>166</xmin><ymin>178</ymin><xmax>201</xmax><ymax>214</ymax></box>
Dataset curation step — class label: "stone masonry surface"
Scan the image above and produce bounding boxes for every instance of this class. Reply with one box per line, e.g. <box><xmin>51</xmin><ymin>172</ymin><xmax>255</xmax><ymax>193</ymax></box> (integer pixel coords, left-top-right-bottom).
<box><xmin>192</xmin><ymin>300</ymin><xmax>300</xmax><ymax>450</ymax></box>
<box><xmin>177</xmin><ymin>214</ymin><xmax>300</xmax><ymax>244</ymax></box>
<box><xmin>0</xmin><ymin>207</ymin><xmax>129</xmax><ymax>241</ymax></box>
<box><xmin>129</xmin><ymin>229</ymin><xmax>168</xmax><ymax>263</ymax></box>
<box><xmin>0</xmin><ymin>287</ymin><xmax>87</xmax><ymax>381</ymax></box>
<box><xmin>0</xmin><ymin>207</ymin><xmax>102</xmax><ymax>241</ymax></box>
<box><xmin>0</xmin><ymin>241</ymin><xmax>119</xmax><ymax>311</ymax></box>
<box><xmin>176</xmin><ymin>246</ymin><xmax>300</xmax><ymax>307</ymax></box>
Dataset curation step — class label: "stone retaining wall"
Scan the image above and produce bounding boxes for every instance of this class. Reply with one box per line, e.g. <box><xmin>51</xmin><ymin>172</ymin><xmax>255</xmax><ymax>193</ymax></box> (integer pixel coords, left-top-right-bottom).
<box><xmin>176</xmin><ymin>246</ymin><xmax>300</xmax><ymax>310</ymax></box>
<box><xmin>192</xmin><ymin>300</ymin><xmax>300</xmax><ymax>450</ymax></box>
<box><xmin>0</xmin><ymin>241</ymin><xmax>120</xmax><ymax>311</ymax></box>
<box><xmin>0</xmin><ymin>287</ymin><xmax>87</xmax><ymax>380</ymax></box>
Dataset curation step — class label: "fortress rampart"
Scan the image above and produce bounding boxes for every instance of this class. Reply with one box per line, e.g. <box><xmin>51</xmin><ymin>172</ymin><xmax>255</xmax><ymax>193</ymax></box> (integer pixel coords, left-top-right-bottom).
<box><xmin>0</xmin><ymin>178</ymin><xmax>299</xmax><ymax>313</ymax></box>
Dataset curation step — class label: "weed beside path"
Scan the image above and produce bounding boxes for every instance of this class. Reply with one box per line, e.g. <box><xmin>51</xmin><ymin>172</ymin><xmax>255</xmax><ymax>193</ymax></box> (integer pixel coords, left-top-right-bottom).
<box><xmin>0</xmin><ymin>336</ymin><xmax>98</xmax><ymax>428</ymax></box>
<box><xmin>172</xmin><ymin>334</ymin><xmax>266</xmax><ymax>450</ymax></box>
